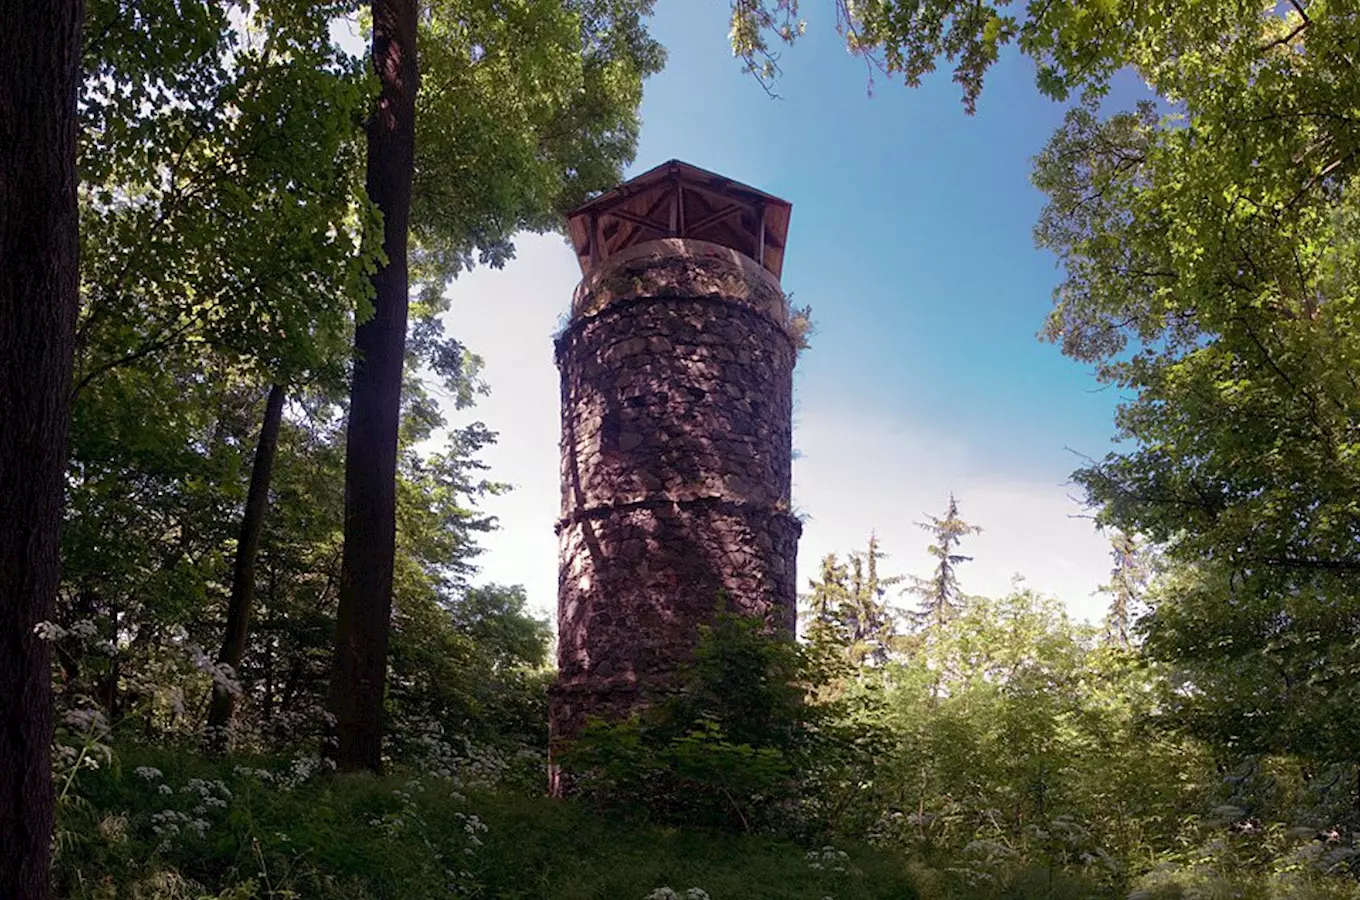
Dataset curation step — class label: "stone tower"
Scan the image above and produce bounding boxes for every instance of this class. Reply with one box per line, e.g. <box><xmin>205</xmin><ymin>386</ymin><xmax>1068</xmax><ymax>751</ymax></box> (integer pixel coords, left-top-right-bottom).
<box><xmin>550</xmin><ymin>160</ymin><xmax>801</xmax><ymax>754</ymax></box>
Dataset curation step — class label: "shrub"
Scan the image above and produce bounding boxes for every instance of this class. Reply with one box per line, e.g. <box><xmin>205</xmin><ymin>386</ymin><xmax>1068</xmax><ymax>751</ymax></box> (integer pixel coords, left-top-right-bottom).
<box><xmin>560</xmin><ymin>602</ymin><xmax>884</xmax><ymax>835</ymax></box>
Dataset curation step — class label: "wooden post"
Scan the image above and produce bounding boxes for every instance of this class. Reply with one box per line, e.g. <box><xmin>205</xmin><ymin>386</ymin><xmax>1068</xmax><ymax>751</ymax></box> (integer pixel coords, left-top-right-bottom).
<box><xmin>669</xmin><ymin>179</ymin><xmax>679</xmax><ymax>236</ymax></box>
<box><xmin>588</xmin><ymin>211</ymin><xmax>600</xmax><ymax>267</ymax></box>
<box><xmin>757</xmin><ymin>204</ymin><xmax>767</xmax><ymax>267</ymax></box>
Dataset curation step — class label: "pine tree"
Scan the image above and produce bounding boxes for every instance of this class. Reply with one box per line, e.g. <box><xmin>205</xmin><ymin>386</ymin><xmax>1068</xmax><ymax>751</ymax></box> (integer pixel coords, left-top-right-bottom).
<box><xmin>906</xmin><ymin>494</ymin><xmax>982</xmax><ymax>630</ymax></box>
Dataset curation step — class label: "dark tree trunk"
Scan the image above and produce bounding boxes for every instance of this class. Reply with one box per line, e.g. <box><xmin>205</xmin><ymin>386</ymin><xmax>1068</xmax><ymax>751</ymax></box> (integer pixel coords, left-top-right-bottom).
<box><xmin>207</xmin><ymin>383</ymin><xmax>286</xmax><ymax>751</ymax></box>
<box><xmin>327</xmin><ymin>0</ymin><xmax>418</xmax><ymax>772</ymax></box>
<box><xmin>0</xmin><ymin>0</ymin><xmax>84</xmax><ymax>896</ymax></box>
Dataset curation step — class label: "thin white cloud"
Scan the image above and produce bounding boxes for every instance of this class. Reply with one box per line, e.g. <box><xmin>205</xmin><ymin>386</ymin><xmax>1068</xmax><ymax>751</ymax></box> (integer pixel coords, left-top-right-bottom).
<box><xmin>792</xmin><ymin>407</ymin><xmax>1113</xmax><ymax>622</ymax></box>
<box><xmin>439</xmin><ymin>233</ymin><xmax>1113</xmax><ymax>627</ymax></box>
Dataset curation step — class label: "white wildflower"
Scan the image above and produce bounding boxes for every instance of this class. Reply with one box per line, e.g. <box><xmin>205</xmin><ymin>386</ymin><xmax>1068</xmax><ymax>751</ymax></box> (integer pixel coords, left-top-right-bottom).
<box><xmin>63</xmin><ymin>707</ymin><xmax>109</xmax><ymax>734</ymax></box>
<box><xmin>33</xmin><ymin>621</ymin><xmax>66</xmax><ymax>641</ymax></box>
<box><xmin>70</xmin><ymin>619</ymin><xmax>100</xmax><ymax>640</ymax></box>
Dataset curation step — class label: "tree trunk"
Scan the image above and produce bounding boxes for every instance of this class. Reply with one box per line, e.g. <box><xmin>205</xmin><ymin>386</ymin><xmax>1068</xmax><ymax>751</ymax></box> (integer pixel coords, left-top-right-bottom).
<box><xmin>207</xmin><ymin>382</ymin><xmax>286</xmax><ymax>751</ymax></box>
<box><xmin>327</xmin><ymin>0</ymin><xmax>418</xmax><ymax>772</ymax></box>
<box><xmin>0</xmin><ymin>1</ymin><xmax>84</xmax><ymax>896</ymax></box>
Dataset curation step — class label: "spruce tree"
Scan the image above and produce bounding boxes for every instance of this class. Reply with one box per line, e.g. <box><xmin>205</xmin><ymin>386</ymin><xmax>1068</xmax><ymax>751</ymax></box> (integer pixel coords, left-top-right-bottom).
<box><xmin>906</xmin><ymin>494</ymin><xmax>982</xmax><ymax>630</ymax></box>
<box><xmin>844</xmin><ymin>534</ymin><xmax>902</xmax><ymax>666</ymax></box>
<box><xmin>802</xmin><ymin>535</ymin><xmax>901</xmax><ymax>667</ymax></box>
<box><xmin>803</xmin><ymin>553</ymin><xmax>851</xmax><ymax>651</ymax></box>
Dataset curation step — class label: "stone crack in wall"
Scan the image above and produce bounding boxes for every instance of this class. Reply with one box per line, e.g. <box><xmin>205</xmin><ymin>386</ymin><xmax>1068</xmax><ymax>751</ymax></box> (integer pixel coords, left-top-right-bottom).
<box><xmin>550</xmin><ymin>238</ymin><xmax>800</xmax><ymax>746</ymax></box>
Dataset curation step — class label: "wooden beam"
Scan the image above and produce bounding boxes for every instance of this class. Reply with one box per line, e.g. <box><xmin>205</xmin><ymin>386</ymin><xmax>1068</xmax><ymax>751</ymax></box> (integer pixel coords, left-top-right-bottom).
<box><xmin>685</xmin><ymin>203</ymin><xmax>742</xmax><ymax>236</ymax></box>
<box><xmin>610</xmin><ymin>189</ymin><xmax>673</xmax><ymax>252</ymax></box>
<box><xmin>588</xmin><ymin>211</ymin><xmax>600</xmax><ymax>267</ymax></box>
<box><xmin>680</xmin><ymin>180</ymin><xmax>759</xmax><ymax>214</ymax></box>
<box><xmin>605</xmin><ymin>208</ymin><xmax>667</xmax><ymax>231</ymax></box>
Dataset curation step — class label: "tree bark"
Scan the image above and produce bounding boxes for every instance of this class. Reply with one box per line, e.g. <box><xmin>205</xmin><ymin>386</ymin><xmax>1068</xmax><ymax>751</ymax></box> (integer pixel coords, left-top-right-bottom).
<box><xmin>327</xmin><ymin>0</ymin><xmax>418</xmax><ymax>772</ymax></box>
<box><xmin>0</xmin><ymin>0</ymin><xmax>84</xmax><ymax>896</ymax></box>
<box><xmin>207</xmin><ymin>382</ymin><xmax>286</xmax><ymax>751</ymax></box>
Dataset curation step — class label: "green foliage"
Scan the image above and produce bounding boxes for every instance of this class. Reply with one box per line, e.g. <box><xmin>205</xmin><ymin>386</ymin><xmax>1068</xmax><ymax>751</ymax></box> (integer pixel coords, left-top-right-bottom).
<box><xmin>732</xmin><ymin>0</ymin><xmax>1360</xmax><ymax>817</ymax></box>
<box><xmin>800</xmin><ymin>535</ymin><xmax>1360</xmax><ymax>900</ymax></box>
<box><xmin>80</xmin><ymin>0</ymin><xmax>375</xmax><ymax>388</ymax></box>
<box><xmin>56</xmin><ymin>743</ymin><xmax>505</xmax><ymax>899</ymax></box>
<box><xmin>44</xmin><ymin>2</ymin><xmax>1360</xmax><ymax>898</ymax></box>
<box><xmin>58</xmin><ymin>0</ymin><xmax>657</xmax><ymax>762</ymax></box>
<box><xmin>565</xmin><ymin>713</ymin><xmax>797</xmax><ymax>833</ymax></box>
<box><xmin>54</xmin><ymin>744</ymin><xmax>918</xmax><ymax>900</ymax></box>
<box><xmin>1139</xmin><ymin>563</ymin><xmax>1360</xmax><ymax>769</ymax></box>
<box><xmin>802</xmin><ymin>534</ymin><xmax>902</xmax><ymax>667</ymax></box>
<box><xmin>560</xmin><ymin>607</ymin><xmax>804</xmax><ymax>831</ymax></box>
<box><xmin>729</xmin><ymin>0</ymin><xmax>1310</xmax><ymax>112</ymax></box>
<box><xmin>55</xmin><ymin>363</ymin><xmax>523</xmax><ymax>754</ymax></box>
<box><xmin>67</xmin><ymin>0</ymin><xmax>377</xmax><ymax>754</ymax></box>
<box><xmin>1023</xmin><ymin>2</ymin><xmax>1360</xmax><ymax>769</ymax></box>
<box><xmin>409</xmin><ymin>0</ymin><xmax>665</xmax><ymax>301</ymax></box>
<box><xmin>473</xmin><ymin>791</ymin><xmax>919</xmax><ymax>900</ymax></box>
<box><xmin>387</xmin><ymin>584</ymin><xmax>552</xmax><ymax>751</ymax></box>
<box><xmin>561</xmin><ymin>603</ymin><xmax>882</xmax><ymax>835</ymax></box>
<box><xmin>865</xmin><ymin>588</ymin><xmax>1210</xmax><ymax>884</ymax></box>
<box><xmin>1097</xmin><ymin>530</ymin><xmax>1154</xmax><ymax>648</ymax></box>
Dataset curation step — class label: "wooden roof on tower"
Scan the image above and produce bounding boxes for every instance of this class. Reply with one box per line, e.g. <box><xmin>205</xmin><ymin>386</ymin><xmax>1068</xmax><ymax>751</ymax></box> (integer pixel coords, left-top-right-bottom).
<box><xmin>565</xmin><ymin>159</ymin><xmax>793</xmax><ymax>281</ymax></box>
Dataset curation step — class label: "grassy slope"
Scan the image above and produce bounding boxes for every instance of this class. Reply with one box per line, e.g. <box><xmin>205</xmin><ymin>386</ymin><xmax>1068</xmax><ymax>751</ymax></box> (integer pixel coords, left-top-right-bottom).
<box><xmin>55</xmin><ymin>747</ymin><xmax>919</xmax><ymax>900</ymax></box>
<box><xmin>474</xmin><ymin>793</ymin><xmax>917</xmax><ymax>899</ymax></box>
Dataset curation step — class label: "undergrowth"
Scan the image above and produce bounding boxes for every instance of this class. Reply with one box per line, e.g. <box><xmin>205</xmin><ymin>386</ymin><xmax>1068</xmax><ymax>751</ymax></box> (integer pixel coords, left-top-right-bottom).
<box><xmin>53</xmin><ymin>745</ymin><xmax>918</xmax><ymax>900</ymax></box>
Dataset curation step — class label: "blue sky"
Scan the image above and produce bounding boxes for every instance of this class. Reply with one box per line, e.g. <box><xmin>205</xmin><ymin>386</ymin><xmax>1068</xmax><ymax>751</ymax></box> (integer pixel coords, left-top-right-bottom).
<box><xmin>442</xmin><ymin>0</ymin><xmax>1134</xmax><ymax>623</ymax></box>
<box><xmin>631</xmin><ymin>1</ymin><xmax>1123</xmax><ymax>458</ymax></box>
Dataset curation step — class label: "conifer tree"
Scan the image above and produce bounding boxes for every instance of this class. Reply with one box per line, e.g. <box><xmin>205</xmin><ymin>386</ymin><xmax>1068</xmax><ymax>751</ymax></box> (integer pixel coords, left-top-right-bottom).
<box><xmin>906</xmin><ymin>494</ymin><xmax>981</xmax><ymax>630</ymax></box>
<box><xmin>802</xmin><ymin>535</ymin><xmax>901</xmax><ymax>667</ymax></box>
<box><xmin>803</xmin><ymin>552</ymin><xmax>851</xmax><ymax>650</ymax></box>
<box><xmin>845</xmin><ymin>534</ymin><xmax>902</xmax><ymax>666</ymax></box>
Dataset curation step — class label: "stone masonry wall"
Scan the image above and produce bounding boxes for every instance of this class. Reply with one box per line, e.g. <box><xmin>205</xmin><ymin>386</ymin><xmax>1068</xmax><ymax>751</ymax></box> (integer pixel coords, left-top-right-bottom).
<box><xmin>550</xmin><ymin>239</ymin><xmax>801</xmax><ymax>746</ymax></box>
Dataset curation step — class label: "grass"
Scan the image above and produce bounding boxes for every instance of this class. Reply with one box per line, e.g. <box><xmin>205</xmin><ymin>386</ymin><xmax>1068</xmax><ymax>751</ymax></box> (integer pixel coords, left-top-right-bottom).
<box><xmin>54</xmin><ymin>745</ymin><xmax>919</xmax><ymax>900</ymax></box>
<box><xmin>472</xmin><ymin>792</ymin><xmax>917</xmax><ymax>899</ymax></box>
<box><xmin>55</xmin><ymin>744</ymin><xmax>1360</xmax><ymax>900</ymax></box>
